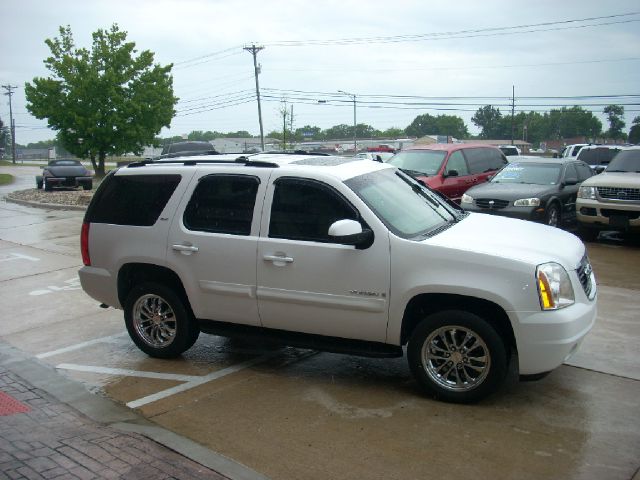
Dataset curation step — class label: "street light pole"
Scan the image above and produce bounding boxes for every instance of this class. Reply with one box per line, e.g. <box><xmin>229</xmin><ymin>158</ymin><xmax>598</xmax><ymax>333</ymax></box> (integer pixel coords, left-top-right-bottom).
<box><xmin>338</xmin><ymin>90</ymin><xmax>357</xmax><ymax>154</ymax></box>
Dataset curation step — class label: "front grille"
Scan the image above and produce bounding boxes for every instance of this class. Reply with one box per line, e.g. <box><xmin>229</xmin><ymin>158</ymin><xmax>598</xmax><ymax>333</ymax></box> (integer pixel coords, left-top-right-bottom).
<box><xmin>475</xmin><ymin>198</ymin><xmax>509</xmax><ymax>210</ymax></box>
<box><xmin>576</xmin><ymin>255</ymin><xmax>595</xmax><ymax>299</ymax></box>
<box><xmin>597</xmin><ymin>187</ymin><xmax>640</xmax><ymax>201</ymax></box>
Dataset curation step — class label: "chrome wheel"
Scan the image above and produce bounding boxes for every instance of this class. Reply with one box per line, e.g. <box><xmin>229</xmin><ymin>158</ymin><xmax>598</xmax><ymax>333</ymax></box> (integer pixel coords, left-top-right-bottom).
<box><xmin>132</xmin><ymin>294</ymin><xmax>177</xmax><ymax>348</ymax></box>
<box><xmin>421</xmin><ymin>325</ymin><xmax>490</xmax><ymax>392</ymax></box>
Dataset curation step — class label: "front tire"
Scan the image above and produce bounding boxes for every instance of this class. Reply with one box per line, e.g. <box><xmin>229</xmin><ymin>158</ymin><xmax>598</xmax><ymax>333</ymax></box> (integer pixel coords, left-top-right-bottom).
<box><xmin>124</xmin><ymin>282</ymin><xmax>199</xmax><ymax>358</ymax></box>
<box><xmin>43</xmin><ymin>178</ymin><xmax>52</xmax><ymax>191</ymax></box>
<box><xmin>407</xmin><ymin>310</ymin><xmax>508</xmax><ymax>403</ymax></box>
<box><xmin>545</xmin><ymin>203</ymin><xmax>560</xmax><ymax>227</ymax></box>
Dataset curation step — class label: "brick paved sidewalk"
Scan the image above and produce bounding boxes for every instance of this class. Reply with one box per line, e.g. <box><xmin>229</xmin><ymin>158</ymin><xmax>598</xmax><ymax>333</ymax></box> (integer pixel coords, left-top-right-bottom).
<box><xmin>0</xmin><ymin>367</ymin><xmax>228</xmax><ymax>480</ymax></box>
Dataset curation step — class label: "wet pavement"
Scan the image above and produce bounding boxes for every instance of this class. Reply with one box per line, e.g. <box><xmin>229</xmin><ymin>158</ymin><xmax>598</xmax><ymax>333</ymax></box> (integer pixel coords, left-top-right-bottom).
<box><xmin>1</xmin><ymin>165</ymin><xmax>639</xmax><ymax>480</ymax></box>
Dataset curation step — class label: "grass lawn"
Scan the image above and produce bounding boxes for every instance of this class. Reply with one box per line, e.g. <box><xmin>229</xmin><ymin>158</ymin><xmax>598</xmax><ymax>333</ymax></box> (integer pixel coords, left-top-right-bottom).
<box><xmin>0</xmin><ymin>173</ymin><xmax>14</xmax><ymax>186</ymax></box>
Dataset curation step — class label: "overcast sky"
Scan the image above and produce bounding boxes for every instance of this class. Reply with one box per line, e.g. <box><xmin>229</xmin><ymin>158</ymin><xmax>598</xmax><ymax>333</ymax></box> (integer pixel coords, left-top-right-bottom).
<box><xmin>2</xmin><ymin>0</ymin><xmax>639</xmax><ymax>145</ymax></box>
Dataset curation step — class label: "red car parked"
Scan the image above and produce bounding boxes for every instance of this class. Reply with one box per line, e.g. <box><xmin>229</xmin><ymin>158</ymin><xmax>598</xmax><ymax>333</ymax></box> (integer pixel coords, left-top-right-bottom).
<box><xmin>387</xmin><ymin>144</ymin><xmax>508</xmax><ymax>203</ymax></box>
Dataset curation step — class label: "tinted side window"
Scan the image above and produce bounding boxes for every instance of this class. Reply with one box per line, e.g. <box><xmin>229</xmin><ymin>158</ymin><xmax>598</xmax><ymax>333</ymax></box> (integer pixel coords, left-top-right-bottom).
<box><xmin>576</xmin><ymin>163</ymin><xmax>593</xmax><ymax>181</ymax></box>
<box><xmin>269</xmin><ymin>178</ymin><xmax>358</xmax><ymax>242</ymax></box>
<box><xmin>564</xmin><ymin>164</ymin><xmax>578</xmax><ymax>182</ymax></box>
<box><xmin>86</xmin><ymin>174</ymin><xmax>180</xmax><ymax>226</ymax></box>
<box><xmin>488</xmin><ymin>150</ymin><xmax>508</xmax><ymax>170</ymax></box>
<box><xmin>184</xmin><ymin>175</ymin><xmax>259</xmax><ymax>235</ymax></box>
<box><xmin>464</xmin><ymin>148</ymin><xmax>491</xmax><ymax>174</ymax></box>
<box><xmin>445</xmin><ymin>151</ymin><xmax>469</xmax><ymax>176</ymax></box>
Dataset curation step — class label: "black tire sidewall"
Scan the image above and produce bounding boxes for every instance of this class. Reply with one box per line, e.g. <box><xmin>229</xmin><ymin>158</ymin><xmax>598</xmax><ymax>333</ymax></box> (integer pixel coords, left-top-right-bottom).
<box><xmin>407</xmin><ymin>310</ymin><xmax>508</xmax><ymax>403</ymax></box>
<box><xmin>124</xmin><ymin>282</ymin><xmax>198</xmax><ymax>358</ymax></box>
<box><xmin>546</xmin><ymin>203</ymin><xmax>560</xmax><ymax>227</ymax></box>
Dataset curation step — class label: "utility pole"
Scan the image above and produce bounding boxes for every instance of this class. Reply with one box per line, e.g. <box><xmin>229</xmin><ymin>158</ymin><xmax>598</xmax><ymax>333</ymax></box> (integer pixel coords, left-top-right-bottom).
<box><xmin>244</xmin><ymin>44</ymin><xmax>265</xmax><ymax>151</ymax></box>
<box><xmin>338</xmin><ymin>90</ymin><xmax>357</xmax><ymax>153</ymax></box>
<box><xmin>510</xmin><ymin>85</ymin><xmax>515</xmax><ymax>146</ymax></box>
<box><xmin>2</xmin><ymin>84</ymin><xmax>18</xmax><ymax>164</ymax></box>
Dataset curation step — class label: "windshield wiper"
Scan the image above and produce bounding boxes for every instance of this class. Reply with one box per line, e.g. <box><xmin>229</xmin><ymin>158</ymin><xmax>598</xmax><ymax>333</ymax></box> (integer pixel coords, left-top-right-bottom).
<box><xmin>401</xmin><ymin>168</ymin><xmax>428</xmax><ymax>178</ymax></box>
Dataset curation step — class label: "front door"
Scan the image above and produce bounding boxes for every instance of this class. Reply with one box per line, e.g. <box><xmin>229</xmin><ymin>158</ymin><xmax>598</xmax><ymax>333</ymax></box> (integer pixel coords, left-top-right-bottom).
<box><xmin>256</xmin><ymin>176</ymin><xmax>391</xmax><ymax>342</ymax></box>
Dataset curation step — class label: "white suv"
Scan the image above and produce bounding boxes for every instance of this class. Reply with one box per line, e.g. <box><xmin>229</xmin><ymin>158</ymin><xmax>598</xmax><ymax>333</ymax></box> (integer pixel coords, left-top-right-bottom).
<box><xmin>79</xmin><ymin>153</ymin><xmax>597</xmax><ymax>403</ymax></box>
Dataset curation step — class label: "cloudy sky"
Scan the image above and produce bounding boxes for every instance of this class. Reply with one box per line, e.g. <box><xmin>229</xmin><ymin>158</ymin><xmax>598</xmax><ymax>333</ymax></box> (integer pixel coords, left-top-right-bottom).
<box><xmin>2</xmin><ymin>0</ymin><xmax>639</xmax><ymax>145</ymax></box>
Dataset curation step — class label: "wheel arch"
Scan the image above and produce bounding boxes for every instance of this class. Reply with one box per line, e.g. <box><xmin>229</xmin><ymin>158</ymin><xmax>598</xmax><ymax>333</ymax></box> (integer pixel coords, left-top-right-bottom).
<box><xmin>118</xmin><ymin>263</ymin><xmax>191</xmax><ymax>313</ymax></box>
<box><xmin>400</xmin><ymin>293</ymin><xmax>516</xmax><ymax>354</ymax></box>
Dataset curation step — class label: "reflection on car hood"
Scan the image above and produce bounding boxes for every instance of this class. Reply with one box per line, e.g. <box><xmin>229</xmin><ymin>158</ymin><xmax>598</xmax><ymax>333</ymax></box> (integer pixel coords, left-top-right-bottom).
<box><xmin>45</xmin><ymin>166</ymin><xmax>89</xmax><ymax>176</ymax></box>
<box><xmin>427</xmin><ymin>212</ymin><xmax>584</xmax><ymax>270</ymax></box>
<box><xmin>467</xmin><ymin>182</ymin><xmax>557</xmax><ymax>199</ymax></box>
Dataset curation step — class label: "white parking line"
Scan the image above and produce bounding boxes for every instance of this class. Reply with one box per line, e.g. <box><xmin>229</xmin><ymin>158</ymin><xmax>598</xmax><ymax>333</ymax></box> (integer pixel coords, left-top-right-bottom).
<box><xmin>36</xmin><ymin>333</ymin><xmax>128</xmax><ymax>359</ymax></box>
<box><xmin>0</xmin><ymin>253</ymin><xmax>40</xmax><ymax>262</ymax></box>
<box><xmin>55</xmin><ymin>363</ymin><xmax>200</xmax><ymax>382</ymax></box>
<box><xmin>126</xmin><ymin>354</ymin><xmax>276</xmax><ymax>409</ymax></box>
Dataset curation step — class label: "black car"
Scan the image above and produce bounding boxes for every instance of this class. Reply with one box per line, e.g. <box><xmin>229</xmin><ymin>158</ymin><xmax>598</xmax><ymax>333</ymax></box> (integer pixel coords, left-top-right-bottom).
<box><xmin>36</xmin><ymin>159</ymin><xmax>93</xmax><ymax>191</ymax></box>
<box><xmin>461</xmin><ymin>157</ymin><xmax>593</xmax><ymax>227</ymax></box>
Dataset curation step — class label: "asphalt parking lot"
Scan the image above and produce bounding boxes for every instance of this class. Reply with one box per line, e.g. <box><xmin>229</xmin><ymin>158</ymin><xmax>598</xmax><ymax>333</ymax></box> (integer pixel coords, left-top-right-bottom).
<box><xmin>1</xmin><ymin>166</ymin><xmax>639</xmax><ymax>480</ymax></box>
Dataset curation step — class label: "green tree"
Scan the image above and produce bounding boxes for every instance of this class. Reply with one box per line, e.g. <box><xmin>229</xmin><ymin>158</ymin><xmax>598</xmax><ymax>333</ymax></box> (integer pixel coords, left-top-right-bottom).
<box><xmin>406</xmin><ymin>114</ymin><xmax>469</xmax><ymax>139</ymax></box>
<box><xmin>0</xmin><ymin>117</ymin><xmax>9</xmax><ymax>154</ymax></box>
<box><xmin>603</xmin><ymin>105</ymin><xmax>626</xmax><ymax>140</ymax></box>
<box><xmin>471</xmin><ymin>106</ymin><xmax>503</xmax><ymax>139</ymax></box>
<box><xmin>543</xmin><ymin>106</ymin><xmax>602</xmax><ymax>140</ymax></box>
<box><xmin>628</xmin><ymin>116</ymin><xmax>640</xmax><ymax>144</ymax></box>
<box><xmin>380</xmin><ymin>127</ymin><xmax>405</xmax><ymax>138</ymax></box>
<box><xmin>295</xmin><ymin>125</ymin><xmax>323</xmax><ymax>141</ymax></box>
<box><xmin>323</xmin><ymin>124</ymin><xmax>353</xmax><ymax>139</ymax></box>
<box><xmin>25</xmin><ymin>24</ymin><xmax>177</xmax><ymax>176</ymax></box>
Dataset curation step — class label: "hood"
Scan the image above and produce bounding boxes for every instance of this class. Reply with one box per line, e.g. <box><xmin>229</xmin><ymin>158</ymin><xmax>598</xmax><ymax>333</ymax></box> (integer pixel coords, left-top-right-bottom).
<box><xmin>582</xmin><ymin>172</ymin><xmax>640</xmax><ymax>188</ymax></box>
<box><xmin>45</xmin><ymin>165</ymin><xmax>89</xmax><ymax>177</ymax></box>
<box><xmin>428</xmin><ymin>213</ymin><xmax>585</xmax><ymax>270</ymax></box>
<box><xmin>467</xmin><ymin>182</ymin><xmax>557</xmax><ymax>200</ymax></box>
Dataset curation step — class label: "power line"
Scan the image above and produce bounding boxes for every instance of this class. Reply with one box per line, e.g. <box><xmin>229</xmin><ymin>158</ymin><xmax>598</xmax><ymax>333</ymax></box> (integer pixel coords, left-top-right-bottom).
<box><xmin>264</xmin><ymin>12</ymin><xmax>640</xmax><ymax>47</ymax></box>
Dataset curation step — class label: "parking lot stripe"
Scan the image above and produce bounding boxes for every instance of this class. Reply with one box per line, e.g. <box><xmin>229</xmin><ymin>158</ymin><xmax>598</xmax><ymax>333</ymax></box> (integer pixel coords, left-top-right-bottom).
<box><xmin>36</xmin><ymin>333</ymin><xmax>128</xmax><ymax>359</ymax></box>
<box><xmin>55</xmin><ymin>363</ymin><xmax>201</xmax><ymax>382</ymax></box>
<box><xmin>126</xmin><ymin>354</ymin><xmax>277</xmax><ymax>409</ymax></box>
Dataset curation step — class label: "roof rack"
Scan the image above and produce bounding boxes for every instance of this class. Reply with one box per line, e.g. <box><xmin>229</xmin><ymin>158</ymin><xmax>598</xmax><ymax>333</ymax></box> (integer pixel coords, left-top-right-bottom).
<box><xmin>126</xmin><ymin>155</ymin><xmax>279</xmax><ymax>169</ymax></box>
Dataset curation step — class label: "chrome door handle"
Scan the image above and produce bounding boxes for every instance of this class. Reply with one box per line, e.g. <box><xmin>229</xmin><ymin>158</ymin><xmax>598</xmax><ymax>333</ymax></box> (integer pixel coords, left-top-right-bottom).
<box><xmin>263</xmin><ymin>254</ymin><xmax>294</xmax><ymax>264</ymax></box>
<box><xmin>172</xmin><ymin>244</ymin><xmax>199</xmax><ymax>254</ymax></box>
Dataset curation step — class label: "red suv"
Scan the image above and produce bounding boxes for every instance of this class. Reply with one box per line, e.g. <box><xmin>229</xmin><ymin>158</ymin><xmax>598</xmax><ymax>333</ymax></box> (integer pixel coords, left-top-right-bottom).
<box><xmin>388</xmin><ymin>144</ymin><xmax>508</xmax><ymax>203</ymax></box>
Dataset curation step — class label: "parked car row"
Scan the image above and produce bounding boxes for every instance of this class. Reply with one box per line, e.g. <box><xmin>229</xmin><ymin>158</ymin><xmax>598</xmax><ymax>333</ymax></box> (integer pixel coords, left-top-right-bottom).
<box><xmin>383</xmin><ymin>144</ymin><xmax>639</xmax><ymax>239</ymax></box>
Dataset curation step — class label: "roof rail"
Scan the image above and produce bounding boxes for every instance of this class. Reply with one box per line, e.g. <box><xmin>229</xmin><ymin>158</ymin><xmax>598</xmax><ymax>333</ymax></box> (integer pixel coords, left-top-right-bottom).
<box><xmin>126</xmin><ymin>155</ymin><xmax>279</xmax><ymax>169</ymax></box>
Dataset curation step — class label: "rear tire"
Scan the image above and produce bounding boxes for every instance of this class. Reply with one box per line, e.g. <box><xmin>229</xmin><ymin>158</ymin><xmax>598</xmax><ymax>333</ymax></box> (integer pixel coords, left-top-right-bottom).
<box><xmin>36</xmin><ymin>179</ymin><xmax>43</xmax><ymax>189</ymax></box>
<box><xmin>407</xmin><ymin>310</ymin><xmax>508</xmax><ymax>403</ymax></box>
<box><xmin>124</xmin><ymin>282</ymin><xmax>199</xmax><ymax>358</ymax></box>
<box><xmin>44</xmin><ymin>178</ymin><xmax>52</xmax><ymax>191</ymax></box>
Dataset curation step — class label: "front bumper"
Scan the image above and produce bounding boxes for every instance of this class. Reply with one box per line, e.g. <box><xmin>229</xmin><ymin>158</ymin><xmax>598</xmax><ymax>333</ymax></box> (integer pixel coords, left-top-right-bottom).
<box><xmin>511</xmin><ymin>298</ymin><xmax>597</xmax><ymax>375</ymax></box>
<box><xmin>577</xmin><ymin>198</ymin><xmax>640</xmax><ymax>232</ymax></box>
<box><xmin>463</xmin><ymin>203</ymin><xmax>547</xmax><ymax>223</ymax></box>
<box><xmin>45</xmin><ymin>176</ymin><xmax>92</xmax><ymax>187</ymax></box>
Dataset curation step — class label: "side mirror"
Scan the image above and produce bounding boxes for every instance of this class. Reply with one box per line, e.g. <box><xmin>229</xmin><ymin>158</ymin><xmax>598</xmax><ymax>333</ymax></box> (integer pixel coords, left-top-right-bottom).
<box><xmin>594</xmin><ymin>166</ymin><xmax>606</xmax><ymax>174</ymax></box>
<box><xmin>328</xmin><ymin>219</ymin><xmax>374</xmax><ymax>250</ymax></box>
<box><xmin>563</xmin><ymin>177</ymin><xmax>578</xmax><ymax>186</ymax></box>
<box><xmin>445</xmin><ymin>169</ymin><xmax>459</xmax><ymax>177</ymax></box>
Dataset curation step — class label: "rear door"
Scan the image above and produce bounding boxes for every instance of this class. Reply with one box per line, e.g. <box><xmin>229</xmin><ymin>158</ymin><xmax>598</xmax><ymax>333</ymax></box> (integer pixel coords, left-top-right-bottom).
<box><xmin>166</xmin><ymin>167</ymin><xmax>271</xmax><ymax>326</ymax></box>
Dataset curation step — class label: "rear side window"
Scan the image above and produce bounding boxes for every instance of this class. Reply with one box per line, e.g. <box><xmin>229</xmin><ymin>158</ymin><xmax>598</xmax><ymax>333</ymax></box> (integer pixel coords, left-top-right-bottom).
<box><xmin>86</xmin><ymin>174</ymin><xmax>181</xmax><ymax>226</ymax></box>
<box><xmin>184</xmin><ymin>175</ymin><xmax>260</xmax><ymax>236</ymax></box>
<box><xmin>464</xmin><ymin>148</ymin><xmax>504</xmax><ymax>174</ymax></box>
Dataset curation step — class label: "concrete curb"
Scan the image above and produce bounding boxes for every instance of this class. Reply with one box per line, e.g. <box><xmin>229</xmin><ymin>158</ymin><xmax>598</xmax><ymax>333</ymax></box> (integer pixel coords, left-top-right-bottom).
<box><xmin>4</xmin><ymin>195</ymin><xmax>88</xmax><ymax>211</ymax></box>
<box><xmin>0</xmin><ymin>341</ymin><xmax>269</xmax><ymax>480</ymax></box>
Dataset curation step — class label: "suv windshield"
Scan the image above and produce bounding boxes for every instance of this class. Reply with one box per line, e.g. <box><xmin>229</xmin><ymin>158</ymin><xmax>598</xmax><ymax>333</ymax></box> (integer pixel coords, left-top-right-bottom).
<box><xmin>492</xmin><ymin>163</ymin><xmax>562</xmax><ymax>185</ymax></box>
<box><xmin>346</xmin><ymin>169</ymin><xmax>459</xmax><ymax>239</ymax></box>
<box><xmin>606</xmin><ymin>149</ymin><xmax>640</xmax><ymax>172</ymax></box>
<box><xmin>387</xmin><ymin>150</ymin><xmax>447</xmax><ymax>176</ymax></box>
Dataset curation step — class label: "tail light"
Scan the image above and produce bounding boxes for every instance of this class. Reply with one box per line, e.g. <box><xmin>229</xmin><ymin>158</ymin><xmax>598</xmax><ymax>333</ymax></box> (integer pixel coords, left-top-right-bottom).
<box><xmin>81</xmin><ymin>222</ymin><xmax>91</xmax><ymax>266</ymax></box>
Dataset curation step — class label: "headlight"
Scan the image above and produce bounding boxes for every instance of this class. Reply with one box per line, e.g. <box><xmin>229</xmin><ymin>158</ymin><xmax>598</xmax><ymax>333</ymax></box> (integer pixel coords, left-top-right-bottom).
<box><xmin>461</xmin><ymin>193</ymin><xmax>473</xmax><ymax>204</ymax></box>
<box><xmin>536</xmin><ymin>262</ymin><xmax>575</xmax><ymax>310</ymax></box>
<box><xmin>514</xmin><ymin>198</ymin><xmax>540</xmax><ymax>207</ymax></box>
<box><xmin>578</xmin><ymin>186</ymin><xmax>596</xmax><ymax>199</ymax></box>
